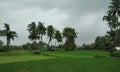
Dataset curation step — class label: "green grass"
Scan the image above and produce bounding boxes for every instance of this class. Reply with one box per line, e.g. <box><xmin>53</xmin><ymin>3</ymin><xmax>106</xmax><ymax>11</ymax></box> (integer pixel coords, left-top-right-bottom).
<box><xmin>0</xmin><ymin>50</ymin><xmax>120</xmax><ymax>72</ymax></box>
<box><xmin>0</xmin><ymin>55</ymin><xmax>53</xmax><ymax>64</ymax></box>
<box><xmin>0</xmin><ymin>50</ymin><xmax>32</xmax><ymax>55</ymax></box>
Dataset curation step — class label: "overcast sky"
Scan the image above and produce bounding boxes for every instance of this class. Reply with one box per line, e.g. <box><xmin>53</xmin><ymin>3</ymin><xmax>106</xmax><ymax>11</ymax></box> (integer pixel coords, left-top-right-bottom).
<box><xmin>0</xmin><ymin>0</ymin><xmax>111</xmax><ymax>46</ymax></box>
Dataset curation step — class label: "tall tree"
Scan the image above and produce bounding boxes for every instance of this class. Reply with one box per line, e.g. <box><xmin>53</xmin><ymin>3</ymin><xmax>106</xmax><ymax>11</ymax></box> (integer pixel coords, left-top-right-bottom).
<box><xmin>47</xmin><ymin>25</ymin><xmax>54</xmax><ymax>50</ymax></box>
<box><xmin>108</xmin><ymin>0</ymin><xmax>120</xmax><ymax>18</ymax></box>
<box><xmin>37</xmin><ymin>22</ymin><xmax>46</xmax><ymax>42</ymax></box>
<box><xmin>54</xmin><ymin>30</ymin><xmax>62</xmax><ymax>46</ymax></box>
<box><xmin>103</xmin><ymin>0</ymin><xmax>120</xmax><ymax>49</ymax></box>
<box><xmin>2</xmin><ymin>23</ymin><xmax>18</xmax><ymax>49</ymax></box>
<box><xmin>27</xmin><ymin>22</ymin><xmax>39</xmax><ymax>52</ymax></box>
<box><xmin>63</xmin><ymin>27</ymin><xmax>77</xmax><ymax>51</ymax></box>
<box><xmin>27</xmin><ymin>22</ymin><xmax>39</xmax><ymax>41</ymax></box>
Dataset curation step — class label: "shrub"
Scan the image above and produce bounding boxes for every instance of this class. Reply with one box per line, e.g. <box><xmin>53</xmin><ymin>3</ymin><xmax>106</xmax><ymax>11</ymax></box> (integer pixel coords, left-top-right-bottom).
<box><xmin>110</xmin><ymin>50</ymin><xmax>120</xmax><ymax>57</ymax></box>
<box><xmin>94</xmin><ymin>55</ymin><xmax>105</xmax><ymax>58</ymax></box>
<box><xmin>33</xmin><ymin>50</ymin><xmax>40</xmax><ymax>54</ymax></box>
<box><xmin>0</xmin><ymin>46</ymin><xmax>9</xmax><ymax>52</ymax></box>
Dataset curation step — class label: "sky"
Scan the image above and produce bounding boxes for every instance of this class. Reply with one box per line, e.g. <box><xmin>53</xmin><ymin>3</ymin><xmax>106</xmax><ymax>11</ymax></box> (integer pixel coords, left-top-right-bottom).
<box><xmin>0</xmin><ymin>0</ymin><xmax>111</xmax><ymax>46</ymax></box>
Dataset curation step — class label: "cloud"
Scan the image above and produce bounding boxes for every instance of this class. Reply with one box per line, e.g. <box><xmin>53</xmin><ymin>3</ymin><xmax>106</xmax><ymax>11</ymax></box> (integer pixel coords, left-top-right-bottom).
<box><xmin>0</xmin><ymin>0</ymin><xmax>111</xmax><ymax>45</ymax></box>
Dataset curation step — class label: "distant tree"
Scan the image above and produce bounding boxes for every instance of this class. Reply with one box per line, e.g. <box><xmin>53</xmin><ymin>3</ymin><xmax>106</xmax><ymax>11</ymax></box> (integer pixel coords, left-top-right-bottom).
<box><xmin>0</xmin><ymin>40</ymin><xmax>4</xmax><ymax>52</ymax></box>
<box><xmin>27</xmin><ymin>22</ymin><xmax>39</xmax><ymax>41</ymax></box>
<box><xmin>27</xmin><ymin>22</ymin><xmax>39</xmax><ymax>53</ymax></box>
<box><xmin>94</xmin><ymin>35</ymin><xmax>111</xmax><ymax>50</ymax></box>
<box><xmin>81</xmin><ymin>43</ymin><xmax>93</xmax><ymax>50</ymax></box>
<box><xmin>54</xmin><ymin>30</ymin><xmax>62</xmax><ymax>46</ymax></box>
<box><xmin>0</xmin><ymin>40</ymin><xmax>3</xmax><ymax>45</ymax></box>
<box><xmin>0</xmin><ymin>30</ymin><xmax>4</xmax><ymax>45</ymax></box>
<box><xmin>1</xmin><ymin>23</ymin><xmax>18</xmax><ymax>50</ymax></box>
<box><xmin>63</xmin><ymin>27</ymin><xmax>77</xmax><ymax>51</ymax></box>
<box><xmin>22</xmin><ymin>42</ymin><xmax>31</xmax><ymax>50</ymax></box>
<box><xmin>47</xmin><ymin>25</ymin><xmax>55</xmax><ymax>50</ymax></box>
<box><xmin>37</xmin><ymin>22</ymin><xmax>46</xmax><ymax>42</ymax></box>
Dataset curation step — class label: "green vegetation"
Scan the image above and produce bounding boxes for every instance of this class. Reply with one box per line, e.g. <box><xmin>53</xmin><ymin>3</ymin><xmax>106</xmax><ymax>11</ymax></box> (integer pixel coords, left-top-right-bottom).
<box><xmin>37</xmin><ymin>22</ymin><xmax>46</xmax><ymax>42</ymax></box>
<box><xmin>79</xmin><ymin>0</ymin><xmax>120</xmax><ymax>52</ymax></box>
<box><xmin>110</xmin><ymin>50</ymin><xmax>120</xmax><ymax>57</ymax></box>
<box><xmin>0</xmin><ymin>24</ymin><xmax>18</xmax><ymax>51</ymax></box>
<box><xmin>103</xmin><ymin>0</ymin><xmax>120</xmax><ymax>50</ymax></box>
<box><xmin>47</xmin><ymin>25</ymin><xmax>55</xmax><ymax>50</ymax></box>
<box><xmin>0</xmin><ymin>50</ymin><xmax>119</xmax><ymax>72</ymax></box>
<box><xmin>26</xmin><ymin>22</ymin><xmax>77</xmax><ymax>52</ymax></box>
<box><xmin>63</xmin><ymin>27</ymin><xmax>77</xmax><ymax>51</ymax></box>
<box><xmin>0</xmin><ymin>55</ymin><xmax>52</xmax><ymax>64</ymax></box>
<box><xmin>0</xmin><ymin>0</ymin><xmax>120</xmax><ymax>72</ymax></box>
<box><xmin>54</xmin><ymin>30</ymin><xmax>62</xmax><ymax>46</ymax></box>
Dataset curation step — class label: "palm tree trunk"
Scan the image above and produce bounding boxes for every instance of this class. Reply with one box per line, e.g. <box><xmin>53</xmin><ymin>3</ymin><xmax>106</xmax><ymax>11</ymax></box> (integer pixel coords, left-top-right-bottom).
<box><xmin>54</xmin><ymin>40</ymin><xmax>57</xmax><ymax>47</ymax></box>
<box><xmin>41</xmin><ymin>35</ymin><xmax>43</xmax><ymax>42</ymax></box>
<box><xmin>48</xmin><ymin>39</ymin><xmax>51</xmax><ymax>51</ymax></box>
<box><xmin>51</xmin><ymin>40</ymin><xmax>52</xmax><ymax>47</ymax></box>
<box><xmin>6</xmin><ymin>37</ymin><xmax>10</xmax><ymax>50</ymax></box>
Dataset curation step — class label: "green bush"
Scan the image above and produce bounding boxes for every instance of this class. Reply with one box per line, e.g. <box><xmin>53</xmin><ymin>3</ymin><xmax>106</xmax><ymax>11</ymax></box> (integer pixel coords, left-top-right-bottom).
<box><xmin>110</xmin><ymin>50</ymin><xmax>120</xmax><ymax>57</ymax></box>
<box><xmin>0</xmin><ymin>46</ymin><xmax>9</xmax><ymax>52</ymax></box>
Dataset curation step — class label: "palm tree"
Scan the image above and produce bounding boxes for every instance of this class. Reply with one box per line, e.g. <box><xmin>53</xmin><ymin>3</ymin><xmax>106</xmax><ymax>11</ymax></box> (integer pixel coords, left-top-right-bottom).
<box><xmin>103</xmin><ymin>0</ymin><xmax>120</xmax><ymax>50</ymax></box>
<box><xmin>37</xmin><ymin>22</ymin><xmax>46</xmax><ymax>42</ymax></box>
<box><xmin>103</xmin><ymin>14</ymin><xmax>118</xmax><ymax>29</ymax></box>
<box><xmin>2</xmin><ymin>23</ymin><xmax>18</xmax><ymax>49</ymax></box>
<box><xmin>27</xmin><ymin>22</ymin><xmax>39</xmax><ymax>41</ymax></box>
<box><xmin>108</xmin><ymin>0</ymin><xmax>120</xmax><ymax>17</ymax></box>
<box><xmin>27</xmin><ymin>22</ymin><xmax>39</xmax><ymax>53</ymax></box>
<box><xmin>54</xmin><ymin>30</ymin><xmax>62</xmax><ymax>46</ymax></box>
<box><xmin>63</xmin><ymin>27</ymin><xmax>77</xmax><ymax>51</ymax></box>
<box><xmin>47</xmin><ymin>25</ymin><xmax>54</xmax><ymax>50</ymax></box>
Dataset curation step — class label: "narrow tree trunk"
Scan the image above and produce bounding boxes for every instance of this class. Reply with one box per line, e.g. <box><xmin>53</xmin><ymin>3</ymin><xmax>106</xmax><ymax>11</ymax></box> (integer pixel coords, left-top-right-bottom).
<box><xmin>7</xmin><ymin>37</ymin><xmax>10</xmax><ymax>50</ymax></box>
<box><xmin>41</xmin><ymin>35</ymin><xmax>43</xmax><ymax>42</ymax></box>
<box><xmin>51</xmin><ymin>40</ymin><xmax>52</xmax><ymax>47</ymax></box>
<box><xmin>54</xmin><ymin>40</ymin><xmax>57</xmax><ymax>47</ymax></box>
<box><xmin>48</xmin><ymin>39</ymin><xmax>51</xmax><ymax>51</ymax></box>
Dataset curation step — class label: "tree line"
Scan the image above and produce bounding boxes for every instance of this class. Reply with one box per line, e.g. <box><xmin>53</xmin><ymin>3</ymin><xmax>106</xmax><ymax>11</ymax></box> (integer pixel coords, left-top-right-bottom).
<box><xmin>0</xmin><ymin>0</ymin><xmax>120</xmax><ymax>53</ymax></box>
<box><xmin>0</xmin><ymin>22</ymin><xmax>77</xmax><ymax>52</ymax></box>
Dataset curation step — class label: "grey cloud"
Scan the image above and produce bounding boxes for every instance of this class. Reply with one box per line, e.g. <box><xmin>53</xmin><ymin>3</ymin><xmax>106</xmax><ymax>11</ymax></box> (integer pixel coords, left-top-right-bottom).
<box><xmin>0</xmin><ymin>0</ymin><xmax>111</xmax><ymax>45</ymax></box>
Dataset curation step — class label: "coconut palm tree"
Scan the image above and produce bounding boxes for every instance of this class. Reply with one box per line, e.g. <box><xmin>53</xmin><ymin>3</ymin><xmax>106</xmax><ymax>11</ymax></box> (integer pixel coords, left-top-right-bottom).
<box><xmin>47</xmin><ymin>25</ymin><xmax>55</xmax><ymax>50</ymax></box>
<box><xmin>103</xmin><ymin>0</ymin><xmax>120</xmax><ymax>50</ymax></box>
<box><xmin>27</xmin><ymin>22</ymin><xmax>39</xmax><ymax>41</ymax></box>
<box><xmin>54</xmin><ymin>30</ymin><xmax>62</xmax><ymax>46</ymax></box>
<box><xmin>2</xmin><ymin>23</ymin><xmax>18</xmax><ymax>49</ymax></box>
<box><xmin>63</xmin><ymin>27</ymin><xmax>77</xmax><ymax>51</ymax></box>
<box><xmin>37</xmin><ymin>22</ymin><xmax>46</xmax><ymax>42</ymax></box>
<box><xmin>108</xmin><ymin>0</ymin><xmax>120</xmax><ymax>17</ymax></box>
<box><xmin>27</xmin><ymin>22</ymin><xmax>39</xmax><ymax>53</ymax></box>
<box><xmin>103</xmin><ymin>14</ymin><xmax>118</xmax><ymax>29</ymax></box>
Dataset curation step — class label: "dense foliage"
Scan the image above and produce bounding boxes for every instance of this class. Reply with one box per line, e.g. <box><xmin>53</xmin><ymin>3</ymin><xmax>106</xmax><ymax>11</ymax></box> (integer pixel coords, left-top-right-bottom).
<box><xmin>63</xmin><ymin>27</ymin><xmax>77</xmax><ymax>51</ymax></box>
<box><xmin>103</xmin><ymin>0</ymin><xmax>120</xmax><ymax>49</ymax></box>
<box><xmin>110</xmin><ymin>50</ymin><xmax>120</xmax><ymax>57</ymax></box>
